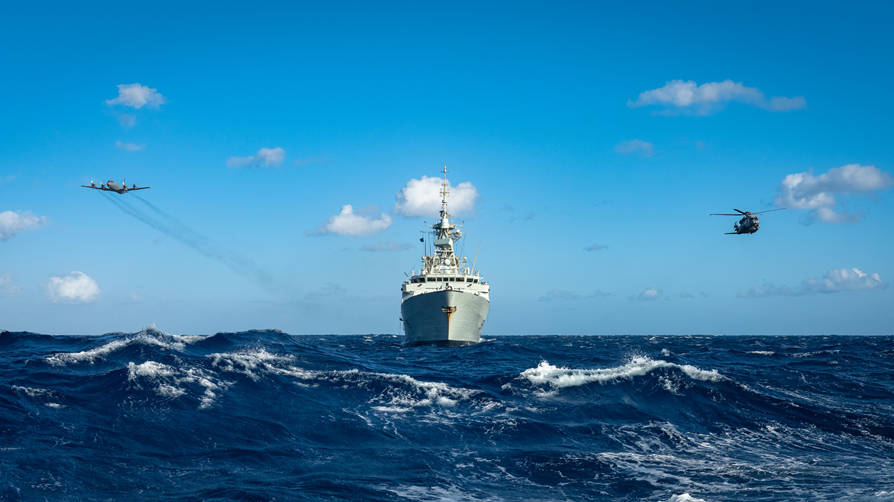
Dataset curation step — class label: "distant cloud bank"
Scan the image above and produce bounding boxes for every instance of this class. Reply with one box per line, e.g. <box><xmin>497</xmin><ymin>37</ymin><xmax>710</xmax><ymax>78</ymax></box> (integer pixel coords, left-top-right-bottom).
<box><xmin>393</xmin><ymin>176</ymin><xmax>479</xmax><ymax>217</ymax></box>
<box><xmin>584</xmin><ymin>243</ymin><xmax>607</xmax><ymax>252</ymax></box>
<box><xmin>774</xmin><ymin>164</ymin><xmax>894</xmax><ymax>224</ymax></box>
<box><xmin>615</xmin><ymin>140</ymin><xmax>653</xmax><ymax>157</ymax></box>
<box><xmin>738</xmin><ymin>268</ymin><xmax>887</xmax><ymax>298</ymax></box>
<box><xmin>316</xmin><ymin>205</ymin><xmax>393</xmax><ymax>237</ymax></box>
<box><xmin>0</xmin><ymin>272</ymin><xmax>22</xmax><ymax>297</ymax></box>
<box><xmin>0</xmin><ymin>210</ymin><xmax>48</xmax><ymax>241</ymax></box>
<box><xmin>305</xmin><ymin>282</ymin><xmax>346</xmax><ymax>299</ymax></box>
<box><xmin>227</xmin><ymin>147</ymin><xmax>286</xmax><ymax>168</ymax></box>
<box><xmin>43</xmin><ymin>271</ymin><xmax>101</xmax><ymax>304</ymax></box>
<box><xmin>115</xmin><ymin>141</ymin><xmax>144</xmax><ymax>151</ymax></box>
<box><xmin>539</xmin><ymin>289</ymin><xmax>613</xmax><ymax>301</ymax></box>
<box><xmin>628</xmin><ymin>80</ymin><xmax>806</xmax><ymax>115</ymax></box>
<box><xmin>633</xmin><ymin>288</ymin><xmax>663</xmax><ymax>301</ymax></box>
<box><xmin>539</xmin><ymin>289</ymin><xmax>581</xmax><ymax>301</ymax></box>
<box><xmin>105</xmin><ymin>83</ymin><xmax>166</xmax><ymax>109</ymax></box>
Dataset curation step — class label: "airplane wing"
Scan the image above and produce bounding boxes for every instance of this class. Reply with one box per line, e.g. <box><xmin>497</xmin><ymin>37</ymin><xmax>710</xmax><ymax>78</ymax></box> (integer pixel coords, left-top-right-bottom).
<box><xmin>128</xmin><ymin>186</ymin><xmax>151</xmax><ymax>191</ymax></box>
<box><xmin>81</xmin><ymin>185</ymin><xmax>112</xmax><ymax>191</ymax></box>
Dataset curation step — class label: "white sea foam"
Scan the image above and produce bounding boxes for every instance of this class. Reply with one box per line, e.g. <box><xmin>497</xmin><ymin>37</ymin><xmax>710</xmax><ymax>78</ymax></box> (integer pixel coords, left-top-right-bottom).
<box><xmin>208</xmin><ymin>349</ymin><xmax>295</xmax><ymax>381</ymax></box>
<box><xmin>791</xmin><ymin>349</ymin><xmax>840</xmax><ymax>358</ymax></box>
<box><xmin>207</xmin><ymin>349</ymin><xmax>483</xmax><ymax>412</ymax></box>
<box><xmin>518</xmin><ymin>356</ymin><xmax>724</xmax><ymax>392</ymax></box>
<box><xmin>748</xmin><ymin>351</ymin><xmax>775</xmax><ymax>355</ymax></box>
<box><xmin>12</xmin><ymin>386</ymin><xmax>52</xmax><ymax>397</ymax></box>
<box><xmin>126</xmin><ymin>360</ymin><xmax>230</xmax><ymax>408</ymax></box>
<box><xmin>347</xmin><ymin>371</ymin><xmax>482</xmax><ymax>412</ymax></box>
<box><xmin>45</xmin><ymin>403</ymin><xmax>64</xmax><ymax>409</ymax></box>
<box><xmin>45</xmin><ymin>328</ymin><xmax>196</xmax><ymax>366</ymax></box>
<box><xmin>384</xmin><ymin>484</ymin><xmax>503</xmax><ymax>501</ymax></box>
<box><xmin>668</xmin><ymin>495</ymin><xmax>707</xmax><ymax>502</ymax></box>
<box><xmin>127</xmin><ymin>361</ymin><xmax>176</xmax><ymax>380</ymax></box>
<box><xmin>46</xmin><ymin>338</ymin><xmax>131</xmax><ymax>366</ymax></box>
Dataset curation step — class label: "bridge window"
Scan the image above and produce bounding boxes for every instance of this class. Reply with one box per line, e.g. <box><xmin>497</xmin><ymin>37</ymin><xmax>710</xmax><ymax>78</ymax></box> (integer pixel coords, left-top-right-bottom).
<box><xmin>466</xmin><ymin>278</ymin><xmax>473</xmax><ymax>282</ymax></box>
<box><xmin>427</xmin><ymin>278</ymin><xmax>436</xmax><ymax>282</ymax></box>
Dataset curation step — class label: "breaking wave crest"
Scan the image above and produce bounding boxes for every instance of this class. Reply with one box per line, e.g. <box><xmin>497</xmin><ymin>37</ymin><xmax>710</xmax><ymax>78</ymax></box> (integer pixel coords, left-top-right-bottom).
<box><xmin>518</xmin><ymin>356</ymin><xmax>724</xmax><ymax>391</ymax></box>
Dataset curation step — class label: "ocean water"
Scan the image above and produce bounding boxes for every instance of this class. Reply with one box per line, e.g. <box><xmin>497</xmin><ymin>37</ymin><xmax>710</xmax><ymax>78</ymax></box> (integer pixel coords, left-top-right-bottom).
<box><xmin>1</xmin><ymin>329</ymin><xmax>892</xmax><ymax>501</ymax></box>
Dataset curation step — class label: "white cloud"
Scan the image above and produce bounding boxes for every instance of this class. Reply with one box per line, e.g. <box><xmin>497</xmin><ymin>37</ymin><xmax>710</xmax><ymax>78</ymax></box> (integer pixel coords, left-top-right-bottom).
<box><xmin>316</xmin><ymin>205</ymin><xmax>393</xmax><ymax>237</ymax></box>
<box><xmin>0</xmin><ymin>272</ymin><xmax>22</xmax><ymax>297</ymax></box>
<box><xmin>615</xmin><ymin>140</ymin><xmax>653</xmax><ymax>157</ymax></box>
<box><xmin>738</xmin><ymin>267</ymin><xmax>887</xmax><ymax>298</ymax></box>
<box><xmin>584</xmin><ymin>243</ymin><xmax>607</xmax><ymax>252</ymax></box>
<box><xmin>539</xmin><ymin>289</ymin><xmax>581</xmax><ymax>301</ymax></box>
<box><xmin>393</xmin><ymin>176</ymin><xmax>479</xmax><ymax>217</ymax></box>
<box><xmin>0</xmin><ymin>210</ymin><xmax>49</xmax><ymax>241</ymax></box>
<box><xmin>306</xmin><ymin>283</ymin><xmax>346</xmax><ymax>299</ymax></box>
<box><xmin>627</xmin><ymin>80</ymin><xmax>806</xmax><ymax>115</ymax></box>
<box><xmin>43</xmin><ymin>271</ymin><xmax>101</xmax><ymax>304</ymax></box>
<box><xmin>115</xmin><ymin>141</ymin><xmax>144</xmax><ymax>151</ymax></box>
<box><xmin>118</xmin><ymin>114</ymin><xmax>136</xmax><ymax>128</ymax></box>
<box><xmin>774</xmin><ymin>164</ymin><xmax>894</xmax><ymax>224</ymax></box>
<box><xmin>227</xmin><ymin>147</ymin><xmax>286</xmax><ymax>168</ymax></box>
<box><xmin>803</xmin><ymin>268</ymin><xmax>886</xmax><ymax>293</ymax></box>
<box><xmin>105</xmin><ymin>83</ymin><xmax>166</xmax><ymax>109</ymax></box>
<box><xmin>633</xmin><ymin>288</ymin><xmax>663</xmax><ymax>301</ymax></box>
<box><xmin>361</xmin><ymin>240</ymin><xmax>415</xmax><ymax>252</ymax></box>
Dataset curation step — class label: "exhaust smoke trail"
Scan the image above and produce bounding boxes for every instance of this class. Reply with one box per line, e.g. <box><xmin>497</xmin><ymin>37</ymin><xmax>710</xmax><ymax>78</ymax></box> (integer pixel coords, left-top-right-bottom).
<box><xmin>102</xmin><ymin>193</ymin><xmax>273</xmax><ymax>288</ymax></box>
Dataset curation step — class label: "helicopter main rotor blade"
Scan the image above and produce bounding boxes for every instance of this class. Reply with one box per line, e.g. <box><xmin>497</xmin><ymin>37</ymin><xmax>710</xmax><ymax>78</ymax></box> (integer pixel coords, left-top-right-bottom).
<box><xmin>749</xmin><ymin>208</ymin><xmax>786</xmax><ymax>215</ymax></box>
<box><xmin>710</xmin><ymin>213</ymin><xmax>741</xmax><ymax>216</ymax></box>
<box><xmin>733</xmin><ymin>209</ymin><xmax>748</xmax><ymax>215</ymax></box>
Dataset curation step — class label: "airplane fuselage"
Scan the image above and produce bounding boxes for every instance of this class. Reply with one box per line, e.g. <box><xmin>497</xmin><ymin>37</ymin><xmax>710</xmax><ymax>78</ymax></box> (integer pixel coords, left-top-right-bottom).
<box><xmin>105</xmin><ymin>180</ymin><xmax>128</xmax><ymax>193</ymax></box>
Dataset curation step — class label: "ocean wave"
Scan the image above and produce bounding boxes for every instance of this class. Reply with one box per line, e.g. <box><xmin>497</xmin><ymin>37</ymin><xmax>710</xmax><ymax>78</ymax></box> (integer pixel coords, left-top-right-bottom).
<box><xmin>44</xmin><ymin>327</ymin><xmax>203</xmax><ymax>366</ymax></box>
<box><xmin>205</xmin><ymin>347</ymin><xmax>486</xmax><ymax>412</ymax></box>
<box><xmin>667</xmin><ymin>495</ymin><xmax>706</xmax><ymax>502</ymax></box>
<box><xmin>126</xmin><ymin>360</ymin><xmax>231</xmax><ymax>409</ymax></box>
<box><xmin>3</xmin><ymin>333</ymin><xmax>892</xmax><ymax>501</ymax></box>
<box><xmin>516</xmin><ymin>356</ymin><xmax>724</xmax><ymax>393</ymax></box>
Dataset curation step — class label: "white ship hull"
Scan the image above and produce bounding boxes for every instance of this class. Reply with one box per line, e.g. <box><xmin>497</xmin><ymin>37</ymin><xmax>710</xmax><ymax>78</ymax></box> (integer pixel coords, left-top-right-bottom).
<box><xmin>402</xmin><ymin>290</ymin><xmax>489</xmax><ymax>347</ymax></box>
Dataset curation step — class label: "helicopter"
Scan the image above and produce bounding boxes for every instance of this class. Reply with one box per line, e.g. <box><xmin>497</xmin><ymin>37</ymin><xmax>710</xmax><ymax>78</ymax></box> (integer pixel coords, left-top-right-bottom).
<box><xmin>710</xmin><ymin>208</ymin><xmax>785</xmax><ymax>235</ymax></box>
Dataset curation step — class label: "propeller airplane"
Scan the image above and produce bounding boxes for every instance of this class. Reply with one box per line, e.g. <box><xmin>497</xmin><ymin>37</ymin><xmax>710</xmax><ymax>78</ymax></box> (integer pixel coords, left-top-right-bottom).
<box><xmin>81</xmin><ymin>178</ymin><xmax>150</xmax><ymax>194</ymax></box>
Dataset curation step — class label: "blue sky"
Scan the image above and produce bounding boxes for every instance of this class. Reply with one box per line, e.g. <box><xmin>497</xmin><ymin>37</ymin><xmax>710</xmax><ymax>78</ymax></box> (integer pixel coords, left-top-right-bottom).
<box><xmin>2</xmin><ymin>1</ymin><xmax>892</xmax><ymax>335</ymax></box>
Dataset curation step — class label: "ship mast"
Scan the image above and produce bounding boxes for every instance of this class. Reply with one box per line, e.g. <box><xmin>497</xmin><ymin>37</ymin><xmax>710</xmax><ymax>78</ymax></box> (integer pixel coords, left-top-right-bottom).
<box><xmin>421</xmin><ymin>166</ymin><xmax>465</xmax><ymax>275</ymax></box>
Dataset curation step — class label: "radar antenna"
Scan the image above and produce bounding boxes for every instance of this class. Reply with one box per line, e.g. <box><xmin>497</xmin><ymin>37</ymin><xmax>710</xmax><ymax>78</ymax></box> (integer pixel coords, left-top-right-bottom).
<box><xmin>439</xmin><ymin>165</ymin><xmax>450</xmax><ymax>217</ymax></box>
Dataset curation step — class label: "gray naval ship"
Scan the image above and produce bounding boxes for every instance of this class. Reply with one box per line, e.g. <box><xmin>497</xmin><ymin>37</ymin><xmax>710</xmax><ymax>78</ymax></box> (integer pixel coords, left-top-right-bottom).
<box><xmin>400</xmin><ymin>168</ymin><xmax>490</xmax><ymax>346</ymax></box>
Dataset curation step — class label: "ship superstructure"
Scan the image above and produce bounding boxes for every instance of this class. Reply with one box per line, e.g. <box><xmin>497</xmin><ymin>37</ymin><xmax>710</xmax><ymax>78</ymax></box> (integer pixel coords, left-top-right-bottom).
<box><xmin>400</xmin><ymin>167</ymin><xmax>490</xmax><ymax>346</ymax></box>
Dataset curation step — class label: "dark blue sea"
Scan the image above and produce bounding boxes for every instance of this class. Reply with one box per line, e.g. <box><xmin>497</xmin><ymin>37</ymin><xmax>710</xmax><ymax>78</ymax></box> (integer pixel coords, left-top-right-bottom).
<box><xmin>1</xmin><ymin>329</ymin><xmax>892</xmax><ymax>501</ymax></box>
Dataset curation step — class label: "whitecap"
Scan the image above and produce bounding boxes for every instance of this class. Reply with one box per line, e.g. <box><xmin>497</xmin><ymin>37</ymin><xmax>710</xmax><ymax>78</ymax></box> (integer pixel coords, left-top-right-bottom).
<box><xmin>45</xmin><ymin>328</ymin><xmax>195</xmax><ymax>366</ymax></box>
<box><xmin>668</xmin><ymin>494</ymin><xmax>707</xmax><ymax>502</ymax></box>
<box><xmin>127</xmin><ymin>361</ymin><xmax>176</xmax><ymax>380</ymax></box>
<box><xmin>12</xmin><ymin>386</ymin><xmax>52</xmax><ymax>397</ymax></box>
<box><xmin>518</xmin><ymin>356</ymin><xmax>724</xmax><ymax>392</ymax></box>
